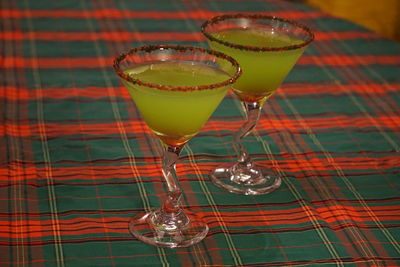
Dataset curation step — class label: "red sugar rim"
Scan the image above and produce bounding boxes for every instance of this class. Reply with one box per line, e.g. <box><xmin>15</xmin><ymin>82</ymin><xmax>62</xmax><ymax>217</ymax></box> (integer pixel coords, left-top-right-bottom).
<box><xmin>201</xmin><ymin>13</ymin><xmax>314</xmax><ymax>52</ymax></box>
<box><xmin>113</xmin><ymin>44</ymin><xmax>242</xmax><ymax>91</ymax></box>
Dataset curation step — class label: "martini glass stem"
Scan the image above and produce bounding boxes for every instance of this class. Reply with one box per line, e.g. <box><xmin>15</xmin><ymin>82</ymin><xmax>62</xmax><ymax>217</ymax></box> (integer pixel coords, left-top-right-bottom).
<box><xmin>129</xmin><ymin>142</ymin><xmax>208</xmax><ymax>247</ymax></box>
<box><xmin>211</xmin><ymin>98</ymin><xmax>281</xmax><ymax>195</ymax></box>
<box><xmin>233</xmin><ymin>101</ymin><xmax>262</xmax><ymax>166</ymax></box>
<box><xmin>161</xmin><ymin>145</ymin><xmax>184</xmax><ymax>213</ymax></box>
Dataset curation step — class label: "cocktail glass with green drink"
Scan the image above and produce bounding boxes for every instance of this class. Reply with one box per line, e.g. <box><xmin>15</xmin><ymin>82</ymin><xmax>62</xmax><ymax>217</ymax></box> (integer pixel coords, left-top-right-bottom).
<box><xmin>202</xmin><ymin>14</ymin><xmax>314</xmax><ymax>195</ymax></box>
<box><xmin>113</xmin><ymin>45</ymin><xmax>241</xmax><ymax>248</ymax></box>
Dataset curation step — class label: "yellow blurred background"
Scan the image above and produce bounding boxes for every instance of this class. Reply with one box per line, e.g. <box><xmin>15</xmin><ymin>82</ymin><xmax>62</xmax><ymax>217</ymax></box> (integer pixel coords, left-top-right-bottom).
<box><xmin>306</xmin><ymin>0</ymin><xmax>400</xmax><ymax>41</ymax></box>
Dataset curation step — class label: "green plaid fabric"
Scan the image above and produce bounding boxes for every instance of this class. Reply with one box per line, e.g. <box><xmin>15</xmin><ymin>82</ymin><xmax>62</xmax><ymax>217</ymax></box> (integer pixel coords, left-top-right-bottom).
<box><xmin>1</xmin><ymin>0</ymin><xmax>399</xmax><ymax>266</ymax></box>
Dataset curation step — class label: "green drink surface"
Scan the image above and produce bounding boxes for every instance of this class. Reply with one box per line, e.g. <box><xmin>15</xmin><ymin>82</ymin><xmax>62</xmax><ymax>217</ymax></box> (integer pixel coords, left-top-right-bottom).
<box><xmin>210</xmin><ymin>28</ymin><xmax>305</xmax><ymax>101</ymax></box>
<box><xmin>123</xmin><ymin>61</ymin><xmax>229</xmax><ymax>145</ymax></box>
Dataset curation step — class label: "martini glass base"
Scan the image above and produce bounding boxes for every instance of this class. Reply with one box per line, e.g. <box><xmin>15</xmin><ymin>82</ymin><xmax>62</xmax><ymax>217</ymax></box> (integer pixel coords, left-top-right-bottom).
<box><xmin>129</xmin><ymin>210</ymin><xmax>209</xmax><ymax>248</ymax></box>
<box><xmin>211</xmin><ymin>162</ymin><xmax>281</xmax><ymax>195</ymax></box>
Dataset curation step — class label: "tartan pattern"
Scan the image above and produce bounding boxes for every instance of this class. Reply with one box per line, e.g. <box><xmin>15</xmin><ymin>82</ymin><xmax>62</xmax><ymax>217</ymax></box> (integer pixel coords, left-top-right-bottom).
<box><xmin>1</xmin><ymin>0</ymin><xmax>399</xmax><ymax>266</ymax></box>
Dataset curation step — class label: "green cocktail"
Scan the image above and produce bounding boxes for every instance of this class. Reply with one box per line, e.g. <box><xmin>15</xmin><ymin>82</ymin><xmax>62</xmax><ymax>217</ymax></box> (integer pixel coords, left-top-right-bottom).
<box><xmin>202</xmin><ymin>14</ymin><xmax>314</xmax><ymax>195</ymax></box>
<box><xmin>113</xmin><ymin>45</ymin><xmax>241</xmax><ymax>248</ymax></box>
<box><xmin>210</xmin><ymin>28</ymin><xmax>305</xmax><ymax>102</ymax></box>
<box><xmin>123</xmin><ymin>61</ymin><xmax>229</xmax><ymax>146</ymax></box>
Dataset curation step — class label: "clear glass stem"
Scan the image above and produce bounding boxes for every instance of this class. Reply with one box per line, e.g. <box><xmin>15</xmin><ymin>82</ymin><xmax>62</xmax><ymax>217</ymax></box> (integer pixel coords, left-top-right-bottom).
<box><xmin>233</xmin><ymin>101</ymin><xmax>263</xmax><ymax>166</ymax></box>
<box><xmin>210</xmin><ymin>99</ymin><xmax>281</xmax><ymax>195</ymax></box>
<box><xmin>161</xmin><ymin>144</ymin><xmax>184</xmax><ymax>213</ymax></box>
<box><xmin>129</xmin><ymin>143</ymin><xmax>209</xmax><ymax>247</ymax></box>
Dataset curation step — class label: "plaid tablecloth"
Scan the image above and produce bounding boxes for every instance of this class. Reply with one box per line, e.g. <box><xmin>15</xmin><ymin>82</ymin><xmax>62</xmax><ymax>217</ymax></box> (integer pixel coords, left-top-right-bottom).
<box><xmin>1</xmin><ymin>0</ymin><xmax>399</xmax><ymax>266</ymax></box>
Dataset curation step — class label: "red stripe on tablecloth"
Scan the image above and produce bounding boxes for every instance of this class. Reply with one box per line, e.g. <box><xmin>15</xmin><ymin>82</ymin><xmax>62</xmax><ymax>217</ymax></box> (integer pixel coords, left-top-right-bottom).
<box><xmin>255</xmin><ymin>116</ymin><xmax>400</xmax><ymax>130</ymax></box>
<box><xmin>0</xmin><ymin>31</ymin><xmax>378</xmax><ymax>42</ymax></box>
<box><xmin>0</xmin><ymin>155</ymin><xmax>399</xmax><ymax>182</ymax></box>
<box><xmin>0</xmin><ymin>9</ymin><xmax>324</xmax><ymax>20</ymax></box>
<box><xmin>0</xmin><ymin>205</ymin><xmax>398</xmax><ymax>238</ymax></box>
<box><xmin>315</xmin><ymin>31</ymin><xmax>379</xmax><ymax>40</ymax></box>
<box><xmin>1</xmin><ymin>83</ymin><xmax>398</xmax><ymax>101</ymax></box>
<box><xmin>2</xmin><ymin>55</ymin><xmax>399</xmax><ymax>68</ymax></box>
<box><xmin>298</xmin><ymin>55</ymin><xmax>400</xmax><ymax>66</ymax></box>
<box><xmin>0</xmin><ymin>31</ymin><xmax>203</xmax><ymax>41</ymax></box>
<box><xmin>279</xmin><ymin>83</ymin><xmax>400</xmax><ymax>95</ymax></box>
<box><xmin>0</xmin><ymin>87</ymin><xmax>129</xmax><ymax>100</ymax></box>
<box><xmin>1</xmin><ymin>115</ymin><xmax>398</xmax><ymax>137</ymax></box>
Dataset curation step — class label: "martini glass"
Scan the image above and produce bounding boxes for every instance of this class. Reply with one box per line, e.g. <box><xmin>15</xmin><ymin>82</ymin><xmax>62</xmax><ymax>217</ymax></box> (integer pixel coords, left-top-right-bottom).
<box><xmin>113</xmin><ymin>45</ymin><xmax>241</xmax><ymax>248</ymax></box>
<box><xmin>202</xmin><ymin>14</ymin><xmax>314</xmax><ymax>195</ymax></box>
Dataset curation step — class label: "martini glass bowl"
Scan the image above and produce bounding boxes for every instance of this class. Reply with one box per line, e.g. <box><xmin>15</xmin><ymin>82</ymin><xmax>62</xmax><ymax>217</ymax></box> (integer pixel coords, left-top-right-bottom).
<box><xmin>113</xmin><ymin>45</ymin><xmax>241</xmax><ymax>248</ymax></box>
<box><xmin>202</xmin><ymin>14</ymin><xmax>314</xmax><ymax>195</ymax></box>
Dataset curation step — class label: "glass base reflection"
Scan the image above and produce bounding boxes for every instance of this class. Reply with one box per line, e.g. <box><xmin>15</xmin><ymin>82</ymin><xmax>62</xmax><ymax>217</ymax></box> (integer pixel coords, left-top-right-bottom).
<box><xmin>129</xmin><ymin>210</ymin><xmax>209</xmax><ymax>248</ymax></box>
<box><xmin>211</xmin><ymin>162</ymin><xmax>281</xmax><ymax>195</ymax></box>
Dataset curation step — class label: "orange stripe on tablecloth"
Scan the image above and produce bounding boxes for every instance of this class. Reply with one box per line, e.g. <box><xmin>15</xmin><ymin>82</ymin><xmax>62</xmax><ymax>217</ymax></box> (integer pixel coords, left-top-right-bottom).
<box><xmin>0</xmin><ymin>9</ymin><xmax>324</xmax><ymax>20</ymax></box>
<box><xmin>0</xmin><ymin>155</ymin><xmax>398</xmax><ymax>182</ymax></box>
<box><xmin>0</xmin><ymin>205</ymin><xmax>398</xmax><ymax>238</ymax></box>
<box><xmin>0</xmin><ymin>116</ymin><xmax>399</xmax><ymax>137</ymax></box>
<box><xmin>0</xmin><ymin>31</ymin><xmax>379</xmax><ymax>42</ymax></box>
<box><xmin>3</xmin><ymin>55</ymin><xmax>399</xmax><ymax>69</ymax></box>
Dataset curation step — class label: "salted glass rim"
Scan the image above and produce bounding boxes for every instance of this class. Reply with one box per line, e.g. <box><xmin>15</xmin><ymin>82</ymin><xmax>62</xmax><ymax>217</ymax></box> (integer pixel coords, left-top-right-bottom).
<box><xmin>113</xmin><ymin>44</ymin><xmax>242</xmax><ymax>91</ymax></box>
<box><xmin>201</xmin><ymin>13</ymin><xmax>315</xmax><ymax>52</ymax></box>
